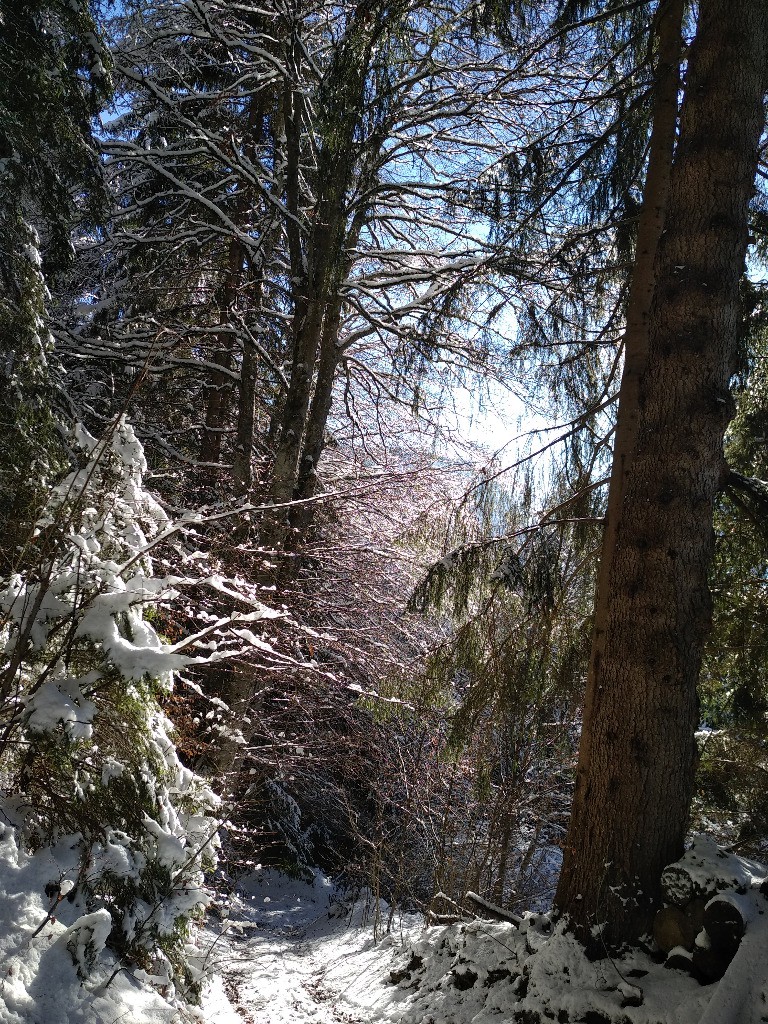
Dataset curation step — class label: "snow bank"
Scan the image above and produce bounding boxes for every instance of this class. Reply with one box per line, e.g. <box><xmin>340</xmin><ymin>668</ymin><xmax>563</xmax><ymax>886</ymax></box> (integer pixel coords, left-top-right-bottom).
<box><xmin>0</xmin><ymin>826</ymin><xmax>178</xmax><ymax>1023</ymax></box>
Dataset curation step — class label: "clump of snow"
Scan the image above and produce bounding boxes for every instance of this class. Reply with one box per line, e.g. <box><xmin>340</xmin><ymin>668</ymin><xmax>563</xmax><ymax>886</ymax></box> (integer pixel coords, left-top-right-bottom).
<box><xmin>100</xmin><ymin>756</ymin><xmax>125</xmax><ymax>784</ymax></box>
<box><xmin>91</xmin><ymin>828</ymin><xmax>146</xmax><ymax>880</ymax></box>
<box><xmin>60</xmin><ymin>908</ymin><xmax>114</xmax><ymax>980</ymax></box>
<box><xmin>25</xmin><ymin>677</ymin><xmax>95</xmax><ymax>740</ymax></box>
<box><xmin>662</xmin><ymin>834</ymin><xmax>766</xmax><ymax>905</ymax></box>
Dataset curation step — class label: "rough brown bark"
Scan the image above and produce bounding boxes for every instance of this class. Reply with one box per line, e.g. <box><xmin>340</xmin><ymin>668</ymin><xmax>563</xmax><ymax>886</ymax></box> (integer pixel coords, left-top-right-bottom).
<box><xmin>576</xmin><ymin>0</ymin><xmax>683</xmax><ymax>819</ymax></box>
<box><xmin>555</xmin><ymin>0</ymin><xmax>768</xmax><ymax>947</ymax></box>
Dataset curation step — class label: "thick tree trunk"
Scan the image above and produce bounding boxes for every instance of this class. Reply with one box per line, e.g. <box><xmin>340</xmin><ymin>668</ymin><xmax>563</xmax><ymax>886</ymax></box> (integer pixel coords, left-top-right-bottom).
<box><xmin>555</xmin><ymin>0</ymin><xmax>768</xmax><ymax>947</ymax></box>
<box><xmin>268</xmin><ymin>289</ymin><xmax>326</xmax><ymax>507</ymax></box>
<box><xmin>289</xmin><ymin>219</ymin><xmax>364</xmax><ymax>535</ymax></box>
<box><xmin>233</xmin><ymin>92</ymin><xmax>281</xmax><ymax>499</ymax></box>
<box><xmin>198</xmin><ymin>340</ymin><xmax>235</xmax><ymax>470</ymax></box>
<box><xmin>200</xmin><ymin>92</ymin><xmax>265</xmax><ymax>483</ymax></box>
<box><xmin>267</xmin><ymin>48</ymin><xmax>317</xmax><ymax>510</ymax></box>
<box><xmin>268</xmin><ymin>91</ymin><xmax>351</xmax><ymax>513</ymax></box>
<box><xmin>577</xmin><ymin>0</ymin><xmax>683</xmax><ymax>800</ymax></box>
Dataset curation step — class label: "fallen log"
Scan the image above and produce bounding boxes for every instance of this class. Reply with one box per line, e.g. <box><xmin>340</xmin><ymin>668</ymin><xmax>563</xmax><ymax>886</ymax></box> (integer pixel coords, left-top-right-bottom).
<box><xmin>660</xmin><ymin>835</ymin><xmax>755</xmax><ymax>907</ymax></box>
<box><xmin>691</xmin><ymin>941</ymin><xmax>731</xmax><ymax>983</ymax></box>
<box><xmin>697</xmin><ymin>908</ymin><xmax>768</xmax><ymax>1024</ymax></box>
<box><xmin>464</xmin><ymin>891</ymin><xmax>522</xmax><ymax>927</ymax></box>
<box><xmin>703</xmin><ymin>894</ymin><xmax>749</xmax><ymax>955</ymax></box>
<box><xmin>661</xmin><ymin>865</ymin><xmax>698</xmax><ymax>907</ymax></box>
<box><xmin>685</xmin><ymin>897</ymin><xmax>706</xmax><ymax>932</ymax></box>
<box><xmin>426</xmin><ymin>911</ymin><xmax>464</xmax><ymax>926</ymax></box>
<box><xmin>653</xmin><ymin>906</ymin><xmax>698</xmax><ymax>953</ymax></box>
<box><xmin>664</xmin><ymin>946</ymin><xmax>694</xmax><ymax>972</ymax></box>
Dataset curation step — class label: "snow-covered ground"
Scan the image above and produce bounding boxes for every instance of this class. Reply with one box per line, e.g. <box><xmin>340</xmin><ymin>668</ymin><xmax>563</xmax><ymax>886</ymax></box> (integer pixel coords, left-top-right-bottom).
<box><xmin>1</xmin><ymin>830</ymin><xmax>766</xmax><ymax>1024</ymax></box>
<box><xmin>0</xmin><ymin>826</ymin><xmax>179</xmax><ymax>1024</ymax></box>
<box><xmin>199</xmin><ymin>848</ymin><xmax>768</xmax><ymax>1024</ymax></box>
<box><xmin>198</xmin><ymin>859</ymin><xmax>768</xmax><ymax>1024</ymax></box>
<box><xmin>199</xmin><ymin>869</ymin><xmax>712</xmax><ymax>1024</ymax></box>
<box><xmin>200</xmin><ymin>869</ymin><xmax>411</xmax><ymax>1024</ymax></box>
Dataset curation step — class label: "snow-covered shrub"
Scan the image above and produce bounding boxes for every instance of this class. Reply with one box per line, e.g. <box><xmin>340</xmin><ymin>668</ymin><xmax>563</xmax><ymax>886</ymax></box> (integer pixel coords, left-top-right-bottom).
<box><xmin>62</xmin><ymin>909</ymin><xmax>114</xmax><ymax>981</ymax></box>
<box><xmin>0</xmin><ymin>418</ymin><xmax>218</xmax><ymax>994</ymax></box>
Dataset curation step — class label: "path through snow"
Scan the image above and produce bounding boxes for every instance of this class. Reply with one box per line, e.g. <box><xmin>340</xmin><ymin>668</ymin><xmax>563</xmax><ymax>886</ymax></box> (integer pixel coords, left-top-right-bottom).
<box><xmin>197</xmin><ymin>866</ymin><xmax>738</xmax><ymax>1024</ymax></box>
<box><xmin>200</xmin><ymin>870</ymin><xmax>410</xmax><ymax>1024</ymax></box>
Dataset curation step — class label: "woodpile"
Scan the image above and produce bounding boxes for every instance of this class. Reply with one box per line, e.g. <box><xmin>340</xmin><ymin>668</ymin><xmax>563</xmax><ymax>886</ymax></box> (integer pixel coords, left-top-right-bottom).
<box><xmin>653</xmin><ymin>838</ymin><xmax>766</xmax><ymax>983</ymax></box>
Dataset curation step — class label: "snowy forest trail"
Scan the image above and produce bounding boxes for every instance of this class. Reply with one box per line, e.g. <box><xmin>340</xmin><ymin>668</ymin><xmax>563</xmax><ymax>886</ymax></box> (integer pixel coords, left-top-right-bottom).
<box><xmin>193</xmin><ymin>843</ymin><xmax>768</xmax><ymax>1024</ymax></box>
<box><xmin>194</xmin><ymin>859</ymin><xmax>765</xmax><ymax>1024</ymax></box>
<box><xmin>200</xmin><ymin>870</ymin><xmax>403</xmax><ymax>1024</ymax></box>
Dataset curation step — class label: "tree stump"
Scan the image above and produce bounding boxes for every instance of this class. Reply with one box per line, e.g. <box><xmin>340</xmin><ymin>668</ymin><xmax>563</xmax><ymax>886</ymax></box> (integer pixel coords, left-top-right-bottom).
<box><xmin>703</xmin><ymin>896</ymin><xmax>747</xmax><ymax>956</ymax></box>
<box><xmin>653</xmin><ymin>906</ymin><xmax>698</xmax><ymax>952</ymax></box>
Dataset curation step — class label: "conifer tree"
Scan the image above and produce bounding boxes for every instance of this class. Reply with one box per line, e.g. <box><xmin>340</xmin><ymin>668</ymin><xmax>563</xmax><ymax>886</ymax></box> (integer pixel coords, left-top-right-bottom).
<box><xmin>555</xmin><ymin>0</ymin><xmax>768</xmax><ymax>946</ymax></box>
<box><xmin>0</xmin><ymin>0</ymin><xmax>110</xmax><ymax>562</ymax></box>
